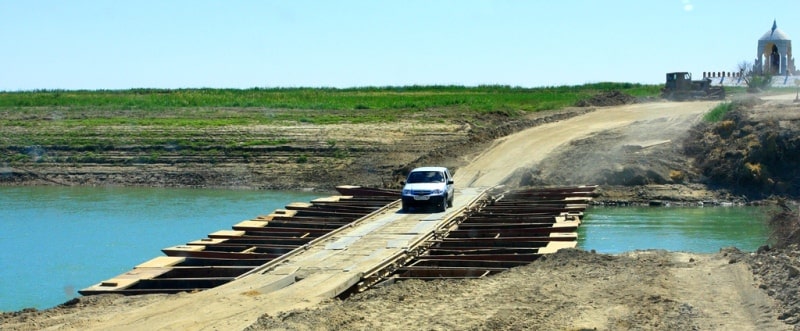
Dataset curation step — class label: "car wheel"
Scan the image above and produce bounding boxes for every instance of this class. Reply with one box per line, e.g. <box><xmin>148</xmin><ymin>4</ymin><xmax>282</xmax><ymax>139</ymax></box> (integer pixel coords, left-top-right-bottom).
<box><xmin>401</xmin><ymin>203</ymin><xmax>408</xmax><ymax>213</ymax></box>
<box><xmin>447</xmin><ymin>195</ymin><xmax>453</xmax><ymax>207</ymax></box>
<box><xmin>440</xmin><ymin>195</ymin><xmax>448</xmax><ymax>212</ymax></box>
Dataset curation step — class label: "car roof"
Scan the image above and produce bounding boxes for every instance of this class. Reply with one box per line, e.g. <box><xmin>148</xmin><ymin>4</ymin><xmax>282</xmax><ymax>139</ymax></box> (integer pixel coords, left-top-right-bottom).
<box><xmin>410</xmin><ymin>166</ymin><xmax>448</xmax><ymax>173</ymax></box>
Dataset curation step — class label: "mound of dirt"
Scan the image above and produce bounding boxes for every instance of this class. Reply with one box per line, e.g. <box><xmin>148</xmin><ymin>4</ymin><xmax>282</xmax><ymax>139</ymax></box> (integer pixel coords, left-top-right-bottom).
<box><xmin>683</xmin><ymin>97</ymin><xmax>800</xmax><ymax>199</ymax></box>
<box><xmin>244</xmin><ymin>249</ymin><xmax>685</xmax><ymax>330</ymax></box>
<box><xmin>575</xmin><ymin>90</ymin><xmax>637</xmax><ymax>107</ymax></box>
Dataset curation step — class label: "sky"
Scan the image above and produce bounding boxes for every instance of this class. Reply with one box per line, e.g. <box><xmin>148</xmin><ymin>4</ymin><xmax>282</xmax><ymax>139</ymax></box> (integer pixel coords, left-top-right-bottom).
<box><xmin>0</xmin><ymin>1</ymin><xmax>798</xmax><ymax>90</ymax></box>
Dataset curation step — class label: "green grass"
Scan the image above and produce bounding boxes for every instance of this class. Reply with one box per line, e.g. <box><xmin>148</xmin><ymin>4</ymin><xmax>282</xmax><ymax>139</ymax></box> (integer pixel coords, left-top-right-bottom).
<box><xmin>0</xmin><ymin>84</ymin><xmax>661</xmax><ymax>157</ymax></box>
<box><xmin>0</xmin><ymin>84</ymin><xmax>661</xmax><ymax>127</ymax></box>
<box><xmin>704</xmin><ymin>102</ymin><xmax>733</xmax><ymax>122</ymax></box>
<box><xmin>0</xmin><ymin>83</ymin><xmax>659</xmax><ymax>113</ymax></box>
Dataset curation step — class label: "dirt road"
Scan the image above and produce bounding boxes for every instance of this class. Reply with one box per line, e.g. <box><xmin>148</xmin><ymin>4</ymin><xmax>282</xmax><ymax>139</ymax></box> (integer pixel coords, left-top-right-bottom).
<box><xmin>3</xmin><ymin>98</ymin><xmax>795</xmax><ymax>330</ymax></box>
<box><xmin>457</xmin><ymin>100</ymin><xmax>718</xmax><ymax>188</ymax></box>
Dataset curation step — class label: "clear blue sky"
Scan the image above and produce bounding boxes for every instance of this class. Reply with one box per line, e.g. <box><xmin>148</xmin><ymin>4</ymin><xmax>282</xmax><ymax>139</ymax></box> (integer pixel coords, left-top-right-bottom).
<box><xmin>1</xmin><ymin>1</ymin><xmax>797</xmax><ymax>90</ymax></box>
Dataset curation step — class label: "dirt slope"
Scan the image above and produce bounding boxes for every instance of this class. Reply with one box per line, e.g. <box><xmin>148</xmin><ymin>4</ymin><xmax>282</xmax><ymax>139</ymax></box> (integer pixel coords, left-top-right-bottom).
<box><xmin>3</xmin><ymin>97</ymin><xmax>797</xmax><ymax>330</ymax></box>
<box><xmin>457</xmin><ymin>100</ymin><xmax>717</xmax><ymax>188</ymax></box>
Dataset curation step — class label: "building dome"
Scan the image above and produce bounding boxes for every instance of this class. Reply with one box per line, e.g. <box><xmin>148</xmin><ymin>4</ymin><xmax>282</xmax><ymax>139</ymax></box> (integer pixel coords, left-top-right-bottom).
<box><xmin>755</xmin><ymin>20</ymin><xmax>795</xmax><ymax>75</ymax></box>
<box><xmin>760</xmin><ymin>20</ymin><xmax>791</xmax><ymax>41</ymax></box>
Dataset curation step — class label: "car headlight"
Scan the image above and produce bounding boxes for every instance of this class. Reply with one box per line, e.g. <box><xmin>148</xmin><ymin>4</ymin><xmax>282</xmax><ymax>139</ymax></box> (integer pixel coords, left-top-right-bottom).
<box><xmin>402</xmin><ymin>189</ymin><xmax>412</xmax><ymax>195</ymax></box>
<box><xmin>431</xmin><ymin>189</ymin><xmax>443</xmax><ymax>195</ymax></box>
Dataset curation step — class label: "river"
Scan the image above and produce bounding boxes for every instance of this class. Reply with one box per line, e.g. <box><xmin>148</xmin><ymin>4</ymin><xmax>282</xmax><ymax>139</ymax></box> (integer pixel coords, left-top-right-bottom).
<box><xmin>0</xmin><ymin>187</ymin><xmax>771</xmax><ymax>312</ymax></box>
<box><xmin>580</xmin><ymin>206</ymin><xmax>770</xmax><ymax>254</ymax></box>
<box><xmin>0</xmin><ymin>186</ymin><xmax>323</xmax><ymax>312</ymax></box>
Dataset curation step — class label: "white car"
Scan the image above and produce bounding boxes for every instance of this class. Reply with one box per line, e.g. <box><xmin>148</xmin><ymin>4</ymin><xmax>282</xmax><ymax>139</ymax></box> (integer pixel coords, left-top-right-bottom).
<box><xmin>401</xmin><ymin>166</ymin><xmax>454</xmax><ymax>212</ymax></box>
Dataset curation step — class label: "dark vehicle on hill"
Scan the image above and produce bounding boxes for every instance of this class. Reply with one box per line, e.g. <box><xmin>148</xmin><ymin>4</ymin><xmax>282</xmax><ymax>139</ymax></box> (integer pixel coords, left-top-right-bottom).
<box><xmin>661</xmin><ymin>72</ymin><xmax>725</xmax><ymax>101</ymax></box>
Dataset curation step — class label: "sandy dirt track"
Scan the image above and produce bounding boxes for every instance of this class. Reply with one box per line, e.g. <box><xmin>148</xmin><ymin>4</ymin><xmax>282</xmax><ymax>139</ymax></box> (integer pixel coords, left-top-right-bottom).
<box><xmin>457</xmin><ymin>100</ymin><xmax>717</xmax><ymax>188</ymax></box>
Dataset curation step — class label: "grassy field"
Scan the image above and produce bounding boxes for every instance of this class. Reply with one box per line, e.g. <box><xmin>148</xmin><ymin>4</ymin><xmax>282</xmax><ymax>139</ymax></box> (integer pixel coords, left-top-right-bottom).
<box><xmin>0</xmin><ymin>83</ymin><xmax>660</xmax><ymax>121</ymax></box>
<box><xmin>1</xmin><ymin>84</ymin><xmax>661</xmax><ymax>165</ymax></box>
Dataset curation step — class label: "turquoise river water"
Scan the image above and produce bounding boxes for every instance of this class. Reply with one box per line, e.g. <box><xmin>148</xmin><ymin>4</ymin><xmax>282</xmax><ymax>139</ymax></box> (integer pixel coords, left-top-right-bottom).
<box><xmin>580</xmin><ymin>206</ymin><xmax>770</xmax><ymax>254</ymax></box>
<box><xmin>0</xmin><ymin>187</ymin><xmax>771</xmax><ymax>312</ymax></box>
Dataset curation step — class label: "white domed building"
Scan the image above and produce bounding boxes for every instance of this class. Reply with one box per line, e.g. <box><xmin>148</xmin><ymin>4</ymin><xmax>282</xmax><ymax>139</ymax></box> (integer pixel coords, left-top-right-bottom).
<box><xmin>756</xmin><ymin>20</ymin><xmax>795</xmax><ymax>75</ymax></box>
<box><xmin>708</xmin><ymin>20</ymin><xmax>798</xmax><ymax>87</ymax></box>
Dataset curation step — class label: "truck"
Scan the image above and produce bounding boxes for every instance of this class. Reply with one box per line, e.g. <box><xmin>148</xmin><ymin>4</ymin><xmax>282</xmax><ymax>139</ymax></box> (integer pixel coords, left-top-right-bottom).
<box><xmin>661</xmin><ymin>72</ymin><xmax>725</xmax><ymax>101</ymax></box>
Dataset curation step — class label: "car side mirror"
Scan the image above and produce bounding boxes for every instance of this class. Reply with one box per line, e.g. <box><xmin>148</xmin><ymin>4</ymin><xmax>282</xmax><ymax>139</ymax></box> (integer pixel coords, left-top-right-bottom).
<box><xmin>447</xmin><ymin>180</ymin><xmax>454</xmax><ymax>185</ymax></box>
<box><xmin>401</xmin><ymin>181</ymin><xmax>406</xmax><ymax>185</ymax></box>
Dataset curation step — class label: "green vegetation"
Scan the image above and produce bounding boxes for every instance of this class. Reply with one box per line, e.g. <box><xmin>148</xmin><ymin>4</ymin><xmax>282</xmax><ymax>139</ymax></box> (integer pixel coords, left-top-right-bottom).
<box><xmin>0</xmin><ymin>84</ymin><xmax>660</xmax><ymax>164</ymax></box>
<box><xmin>1</xmin><ymin>83</ymin><xmax>659</xmax><ymax>115</ymax></box>
<box><xmin>704</xmin><ymin>102</ymin><xmax>734</xmax><ymax>122</ymax></box>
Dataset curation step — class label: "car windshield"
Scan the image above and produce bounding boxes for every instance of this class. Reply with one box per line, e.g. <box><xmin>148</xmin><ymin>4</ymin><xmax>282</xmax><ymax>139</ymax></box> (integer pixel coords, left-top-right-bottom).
<box><xmin>407</xmin><ymin>171</ymin><xmax>444</xmax><ymax>183</ymax></box>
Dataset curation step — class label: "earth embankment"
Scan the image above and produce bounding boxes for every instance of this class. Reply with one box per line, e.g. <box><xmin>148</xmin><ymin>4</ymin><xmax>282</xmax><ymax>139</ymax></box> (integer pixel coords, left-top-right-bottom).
<box><xmin>0</xmin><ymin>108</ymin><xmax>592</xmax><ymax>191</ymax></box>
<box><xmin>457</xmin><ymin>100</ymin><xmax>717</xmax><ymax>190</ymax></box>
<box><xmin>683</xmin><ymin>95</ymin><xmax>800</xmax><ymax>199</ymax></box>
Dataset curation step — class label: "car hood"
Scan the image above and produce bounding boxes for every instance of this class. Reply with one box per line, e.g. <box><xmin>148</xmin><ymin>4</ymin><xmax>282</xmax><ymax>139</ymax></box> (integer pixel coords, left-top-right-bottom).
<box><xmin>403</xmin><ymin>182</ymin><xmax>446</xmax><ymax>191</ymax></box>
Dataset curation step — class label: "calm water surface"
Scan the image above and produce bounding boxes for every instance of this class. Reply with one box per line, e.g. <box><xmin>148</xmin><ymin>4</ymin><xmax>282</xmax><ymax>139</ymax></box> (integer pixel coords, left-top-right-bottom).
<box><xmin>0</xmin><ymin>186</ymin><xmax>321</xmax><ymax>312</ymax></box>
<box><xmin>579</xmin><ymin>206</ymin><xmax>771</xmax><ymax>253</ymax></box>
<box><xmin>1</xmin><ymin>187</ymin><xmax>772</xmax><ymax>312</ymax></box>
